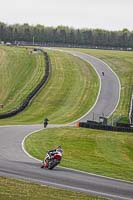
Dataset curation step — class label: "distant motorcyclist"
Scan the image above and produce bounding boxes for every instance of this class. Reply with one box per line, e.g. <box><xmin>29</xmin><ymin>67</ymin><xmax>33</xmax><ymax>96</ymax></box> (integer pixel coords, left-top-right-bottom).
<box><xmin>44</xmin><ymin>117</ymin><xmax>49</xmax><ymax>128</ymax></box>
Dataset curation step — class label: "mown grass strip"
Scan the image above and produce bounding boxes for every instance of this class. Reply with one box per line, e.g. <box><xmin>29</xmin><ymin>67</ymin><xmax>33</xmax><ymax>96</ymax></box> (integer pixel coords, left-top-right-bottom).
<box><xmin>25</xmin><ymin>127</ymin><xmax>133</xmax><ymax>182</ymax></box>
<box><xmin>0</xmin><ymin>176</ymin><xmax>107</xmax><ymax>200</ymax></box>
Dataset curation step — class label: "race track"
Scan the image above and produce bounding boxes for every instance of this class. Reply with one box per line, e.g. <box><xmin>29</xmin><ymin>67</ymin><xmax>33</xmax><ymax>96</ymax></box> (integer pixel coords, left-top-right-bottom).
<box><xmin>0</xmin><ymin>51</ymin><xmax>133</xmax><ymax>200</ymax></box>
<box><xmin>62</xmin><ymin>50</ymin><xmax>121</xmax><ymax>122</ymax></box>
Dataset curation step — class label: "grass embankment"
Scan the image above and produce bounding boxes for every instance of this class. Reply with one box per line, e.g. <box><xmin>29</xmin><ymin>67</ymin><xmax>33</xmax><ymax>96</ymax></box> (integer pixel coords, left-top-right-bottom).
<box><xmin>71</xmin><ymin>48</ymin><xmax>133</xmax><ymax>123</ymax></box>
<box><xmin>0</xmin><ymin>49</ymin><xmax>99</xmax><ymax>124</ymax></box>
<box><xmin>1</xmin><ymin>47</ymin><xmax>132</xmax><ymax>124</ymax></box>
<box><xmin>25</xmin><ymin>127</ymin><xmax>133</xmax><ymax>182</ymax></box>
<box><xmin>0</xmin><ymin>177</ymin><xmax>107</xmax><ymax>200</ymax></box>
<box><xmin>0</xmin><ymin>46</ymin><xmax>44</xmax><ymax>113</ymax></box>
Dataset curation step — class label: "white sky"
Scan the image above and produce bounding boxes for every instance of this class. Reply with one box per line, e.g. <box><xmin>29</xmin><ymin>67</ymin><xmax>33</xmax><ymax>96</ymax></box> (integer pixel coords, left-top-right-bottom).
<box><xmin>0</xmin><ymin>0</ymin><xmax>133</xmax><ymax>31</ymax></box>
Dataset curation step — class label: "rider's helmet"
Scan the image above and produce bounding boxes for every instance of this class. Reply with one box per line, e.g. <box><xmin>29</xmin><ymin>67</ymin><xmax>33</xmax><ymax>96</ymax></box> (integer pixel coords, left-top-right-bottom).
<box><xmin>44</xmin><ymin>117</ymin><xmax>48</xmax><ymax>121</ymax></box>
<box><xmin>56</xmin><ymin>145</ymin><xmax>63</xmax><ymax>153</ymax></box>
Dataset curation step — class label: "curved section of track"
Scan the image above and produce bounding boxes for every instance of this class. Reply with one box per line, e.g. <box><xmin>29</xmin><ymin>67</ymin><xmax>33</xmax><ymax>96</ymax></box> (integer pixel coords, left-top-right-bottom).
<box><xmin>59</xmin><ymin>50</ymin><xmax>121</xmax><ymax>122</ymax></box>
<box><xmin>0</xmin><ymin>51</ymin><xmax>132</xmax><ymax>200</ymax></box>
<box><xmin>0</xmin><ymin>125</ymin><xmax>133</xmax><ymax>200</ymax></box>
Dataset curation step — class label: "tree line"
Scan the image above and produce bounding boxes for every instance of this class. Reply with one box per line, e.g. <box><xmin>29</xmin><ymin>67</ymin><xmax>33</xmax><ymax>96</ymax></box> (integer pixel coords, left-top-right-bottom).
<box><xmin>0</xmin><ymin>22</ymin><xmax>133</xmax><ymax>48</ymax></box>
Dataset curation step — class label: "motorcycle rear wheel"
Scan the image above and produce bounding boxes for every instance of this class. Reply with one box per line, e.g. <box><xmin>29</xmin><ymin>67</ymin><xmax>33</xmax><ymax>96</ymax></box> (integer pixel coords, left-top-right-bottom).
<box><xmin>48</xmin><ymin>160</ymin><xmax>60</xmax><ymax>170</ymax></box>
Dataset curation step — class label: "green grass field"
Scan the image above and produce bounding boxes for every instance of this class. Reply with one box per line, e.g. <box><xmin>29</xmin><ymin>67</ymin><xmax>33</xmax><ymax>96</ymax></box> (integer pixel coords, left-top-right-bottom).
<box><xmin>0</xmin><ymin>48</ymin><xmax>99</xmax><ymax>124</ymax></box>
<box><xmin>0</xmin><ymin>46</ymin><xmax>45</xmax><ymax>113</ymax></box>
<box><xmin>25</xmin><ymin>127</ymin><xmax>133</xmax><ymax>182</ymax></box>
<box><xmin>0</xmin><ymin>177</ymin><xmax>107</xmax><ymax>200</ymax></box>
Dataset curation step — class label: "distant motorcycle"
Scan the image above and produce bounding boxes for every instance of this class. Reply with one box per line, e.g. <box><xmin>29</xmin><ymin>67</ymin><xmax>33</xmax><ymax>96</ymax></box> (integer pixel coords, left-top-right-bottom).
<box><xmin>44</xmin><ymin>121</ymin><xmax>48</xmax><ymax>128</ymax></box>
<box><xmin>44</xmin><ymin>118</ymin><xmax>49</xmax><ymax>128</ymax></box>
<box><xmin>41</xmin><ymin>151</ymin><xmax>62</xmax><ymax>170</ymax></box>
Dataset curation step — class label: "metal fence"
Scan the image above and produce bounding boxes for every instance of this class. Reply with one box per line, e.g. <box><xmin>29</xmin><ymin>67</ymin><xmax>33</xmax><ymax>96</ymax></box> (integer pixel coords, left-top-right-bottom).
<box><xmin>79</xmin><ymin>121</ymin><xmax>133</xmax><ymax>132</ymax></box>
<box><xmin>129</xmin><ymin>90</ymin><xmax>133</xmax><ymax>125</ymax></box>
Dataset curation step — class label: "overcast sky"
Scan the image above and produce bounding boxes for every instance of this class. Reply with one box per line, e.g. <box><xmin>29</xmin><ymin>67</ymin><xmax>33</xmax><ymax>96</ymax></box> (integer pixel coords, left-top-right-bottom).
<box><xmin>0</xmin><ymin>0</ymin><xmax>133</xmax><ymax>31</ymax></box>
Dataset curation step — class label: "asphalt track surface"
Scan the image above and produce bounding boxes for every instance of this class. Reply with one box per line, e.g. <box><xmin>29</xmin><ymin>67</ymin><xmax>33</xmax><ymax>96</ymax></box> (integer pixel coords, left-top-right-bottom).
<box><xmin>0</xmin><ymin>51</ymin><xmax>133</xmax><ymax>200</ymax></box>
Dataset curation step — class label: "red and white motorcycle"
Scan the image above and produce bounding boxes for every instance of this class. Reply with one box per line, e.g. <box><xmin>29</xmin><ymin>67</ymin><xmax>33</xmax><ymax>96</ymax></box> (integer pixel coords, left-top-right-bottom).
<box><xmin>41</xmin><ymin>151</ymin><xmax>62</xmax><ymax>170</ymax></box>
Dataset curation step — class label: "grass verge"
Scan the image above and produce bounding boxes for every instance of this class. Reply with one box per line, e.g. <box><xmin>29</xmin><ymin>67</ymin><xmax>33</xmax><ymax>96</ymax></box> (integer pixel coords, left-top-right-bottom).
<box><xmin>0</xmin><ymin>176</ymin><xmax>107</xmax><ymax>200</ymax></box>
<box><xmin>25</xmin><ymin>127</ymin><xmax>133</xmax><ymax>182</ymax></box>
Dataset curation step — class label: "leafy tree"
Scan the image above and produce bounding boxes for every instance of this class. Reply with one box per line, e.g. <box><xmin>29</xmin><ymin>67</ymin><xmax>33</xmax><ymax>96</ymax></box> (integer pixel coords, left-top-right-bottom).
<box><xmin>0</xmin><ymin>21</ymin><xmax>133</xmax><ymax>48</ymax></box>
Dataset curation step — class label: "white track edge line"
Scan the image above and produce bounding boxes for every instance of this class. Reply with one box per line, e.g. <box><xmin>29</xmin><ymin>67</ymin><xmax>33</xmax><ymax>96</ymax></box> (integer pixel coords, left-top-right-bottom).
<box><xmin>21</xmin><ymin>128</ymin><xmax>43</xmax><ymax>162</ymax></box>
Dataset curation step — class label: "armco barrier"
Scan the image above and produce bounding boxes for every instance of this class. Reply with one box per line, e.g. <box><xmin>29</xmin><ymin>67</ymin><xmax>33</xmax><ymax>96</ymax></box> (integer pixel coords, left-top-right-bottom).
<box><xmin>129</xmin><ymin>88</ymin><xmax>133</xmax><ymax>125</ymax></box>
<box><xmin>0</xmin><ymin>50</ymin><xmax>50</xmax><ymax>119</ymax></box>
<box><xmin>79</xmin><ymin>122</ymin><xmax>133</xmax><ymax>132</ymax></box>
